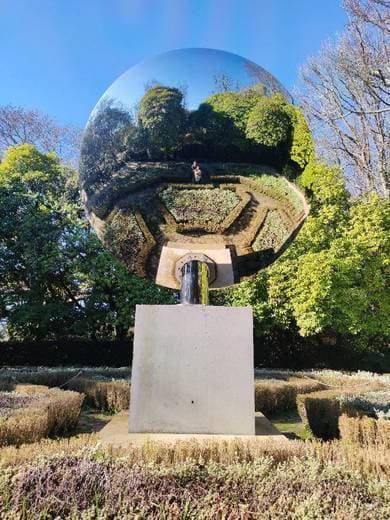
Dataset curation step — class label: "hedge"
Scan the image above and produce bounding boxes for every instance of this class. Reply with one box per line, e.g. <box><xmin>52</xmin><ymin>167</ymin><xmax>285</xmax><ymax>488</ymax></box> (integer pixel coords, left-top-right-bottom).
<box><xmin>297</xmin><ymin>383</ymin><xmax>387</xmax><ymax>440</ymax></box>
<box><xmin>2</xmin><ymin>332</ymin><xmax>389</xmax><ymax>371</ymax></box>
<box><xmin>0</xmin><ymin>338</ymin><xmax>133</xmax><ymax>367</ymax></box>
<box><xmin>254</xmin><ymin>379</ymin><xmax>324</xmax><ymax>414</ymax></box>
<box><xmin>339</xmin><ymin>414</ymin><xmax>390</xmax><ymax>448</ymax></box>
<box><xmin>0</xmin><ymin>385</ymin><xmax>84</xmax><ymax>446</ymax></box>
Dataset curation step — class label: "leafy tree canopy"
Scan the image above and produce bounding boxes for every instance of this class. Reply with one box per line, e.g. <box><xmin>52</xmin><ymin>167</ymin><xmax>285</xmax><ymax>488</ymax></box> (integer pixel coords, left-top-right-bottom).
<box><xmin>0</xmin><ymin>144</ymin><xmax>173</xmax><ymax>341</ymax></box>
<box><xmin>138</xmin><ymin>86</ymin><xmax>186</xmax><ymax>159</ymax></box>
<box><xmin>229</xmin><ymin>160</ymin><xmax>390</xmax><ymax>343</ymax></box>
<box><xmin>246</xmin><ymin>94</ymin><xmax>292</xmax><ymax>148</ymax></box>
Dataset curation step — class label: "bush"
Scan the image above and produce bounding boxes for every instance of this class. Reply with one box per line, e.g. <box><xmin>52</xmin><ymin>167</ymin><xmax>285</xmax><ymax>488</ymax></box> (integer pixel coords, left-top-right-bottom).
<box><xmin>67</xmin><ymin>378</ymin><xmax>129</xmax><ymax>412</ymax></box>
<box><xmin>252</xmin><ymin>209</ymin><xmax>289</xmax><ymax>252</ymax></box>
<box><xmin>0</xmin><ymin>368</ymin><xmax>130</xmax><ymax>413</ymax></box>
<box><xmin>0</xmin><ymin>439</ymin><xmax>388</xmax><ymax>518</ymax></box>
<box><xmin>297</xmin><ymin>383</ymin><xmax>386</xmax><ymax>440</ymax></box>
<box><xmin>160</xmin><ymin>185</ymin><xmax>240</xmax><ymax>231</ymax></box>
<box><xmin>246</xmin><ymin>94</ymin><xmax>292</xmax><ymax>149</ymax></box>
<box><xmin>0</xmin><ymin>386</ymin><xmax>84</xmax><ymax>446</ymax></box>
<box><xmin>287</xmin><ymin>106</ymin><xmax>314</xmax><ymax>170</ymax></box>
<box><xmin>339</xmin><ymin>414</ymin><xmax>390</xmax><ymax>448</ymax></box>
<box><xmin>0</xmin><ymin>338</ymin><xmax>133</xmax><ymax>366</ymax></box>
<box><xmin>339</xmin><ymin>390</ymin><xmax>390</xmax><ymax>418</ymax></box>
<box><xmin>254</xmin><ymin>378</ymin><xmax>324</xmax><ymax>414</ymax></box>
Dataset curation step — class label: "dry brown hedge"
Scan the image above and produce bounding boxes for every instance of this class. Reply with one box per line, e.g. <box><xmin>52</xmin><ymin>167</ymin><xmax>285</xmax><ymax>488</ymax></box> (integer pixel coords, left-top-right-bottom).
<box><xmin>0</xmin><ymin>386</ymin><xmax>84</xmax><ymax>447</ymax></box>
<box><xmin>254</xmin><ymin>378</ymin><xmax>324</xmax><ymax>414</ymax></box>
<box><xmin>0</xmin><ymin>370</ymin><xmax>130</xmax><ymax>413</ymax></box>
<box><xmin>66</xmin><ymin>378</ymin><xmax>129</xmax><ymax>412</ymax></box>
<box><xmin>339</xmin><ymin>414</ymin><xmax>390</xmax><ymax>448</ymax></box>
<box><xmin>297</xmin><ymin>383</ymin><xmax>386</xmax><ymax>440</ymax></box>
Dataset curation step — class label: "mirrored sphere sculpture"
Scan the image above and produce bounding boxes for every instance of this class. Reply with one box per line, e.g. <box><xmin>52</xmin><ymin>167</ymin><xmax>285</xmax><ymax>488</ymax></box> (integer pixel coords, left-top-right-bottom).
<box><xmin>79</xmin><ymin>48</ymin><xmax>308</xmax><ymax>290</ymax></box>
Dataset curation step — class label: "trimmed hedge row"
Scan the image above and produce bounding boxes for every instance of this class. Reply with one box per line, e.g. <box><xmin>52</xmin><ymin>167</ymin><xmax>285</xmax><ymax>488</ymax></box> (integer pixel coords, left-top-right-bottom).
<box><xmin>2</xmin><ymin>333</ymin><xmax>389</xmax><ymax>372</ymax></box>
<box><xmin>0</xmin><ymin>338</ymin><xmax>133</xmax><ymax>367</ymax></box>
<box><xmin>339</xmin><ymin>414</ymin><xmax>390</xmax><ymax>448</ymax></box>
<box><xmin>68</xmin><ymin>378</ymin><xmax>129</xmax><ymax>412</ymax></box>
<box><xmin>297</xmin><ymin>384</ymin><xmax>387</xmax><ymax>440</ymax></box>
<box><xmin>254</xmin><ymin>379</ymin><xmax>324</xmax><ymax>414</ymax></box>
<box><xmin>0</xmin><ymin>385</ymin><xmax>84</xmax><ymax>446</ymax></box>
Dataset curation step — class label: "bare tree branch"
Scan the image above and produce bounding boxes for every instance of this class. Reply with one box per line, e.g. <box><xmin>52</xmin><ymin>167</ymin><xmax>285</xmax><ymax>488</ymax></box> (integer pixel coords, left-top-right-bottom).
<box><xmin>0</xmin><ymin>105</ymin><xmax>82</xmax><ymax>166</ymax></box>
<box><xmin>297</xmin><ymin>0</ymin><xmax>390</xmax><ymax>196</ymax></box>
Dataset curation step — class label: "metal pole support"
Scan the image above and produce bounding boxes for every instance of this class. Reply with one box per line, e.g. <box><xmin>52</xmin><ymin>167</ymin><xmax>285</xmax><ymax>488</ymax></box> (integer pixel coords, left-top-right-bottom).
<box><xmin>180</xmin><ymin>260</ymin><xmax>209</xmax><ymax>304</ymax></box>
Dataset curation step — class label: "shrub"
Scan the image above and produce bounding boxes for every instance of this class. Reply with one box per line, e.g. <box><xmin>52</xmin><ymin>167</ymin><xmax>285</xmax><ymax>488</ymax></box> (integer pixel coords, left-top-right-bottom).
<box><xmin>297</xmin><ymin>383</ymin><xmax>386</xmax><ymax>440</ymax></box>
<box><xmin>0</xmin><ymin>442</ymin><xmax>388</xmax><ymax>518</ymax></box>
<box><xmin>339</xmin><ymin>414</ymin><xmax>390</xmax><ymax>448</ymax></box>
<box><xmin>0</xmin><ymin>368</ymin><xmax>130</xmax><ymax>413</ymax></box>
<box><xmin>67</xmin><ymin>378</ymin><xmax>129</xmax><ymax>412</ymax></box>
<box><xmin>0</xmin><ymin>338</ymin><xmax>133</xmax><ymax>366</ymax></box>
<box><xmin>254</xmin><ymin>378</ymin><xmax>324</xmax><ymax>414</ymax></box>
<box><xmin>138</xmin><ymin>86</ymin><xmax>186</xmax><ymax>159</ymax></box>
<box><xmin>0</xmin><ymin>386</ymin><xmax>84</xmax><ymax>446</ymax></box>
<box><xmin>339</xmin><ymin>390</ymin><xmax>390</xmax><ymax>418</ymax></box>
<box><xmin>309</xmin><ymin>369</ymin><xmax>390</xmax><ymax>387</ymax></box>
<box><xmin>287</xmin><ymin>106</ymin><xmax>314</xmax><ymax>170</ymax></box>
<box><xmin>252</xmin><ymin>209</ymin><xmax>289</xmax><ymax>252</ymax></box>
<box><xmin>246</xmin><ymin>94</ymin><xmax>292</xmax><ymax>148</ymax></box>
<box><xmin>244</xmin><ymin>174</ymin><xmax>305</xmax><ymax>217</ymax></box>
<box><xmin>160</xmin><ymin>185</ymin><xmax>240</xmax><ymax>231</ymax></box>
<box><xmin>105</xmin><ymin>211</ymin><xmax>146</xmax><ymax>272</ymax></box>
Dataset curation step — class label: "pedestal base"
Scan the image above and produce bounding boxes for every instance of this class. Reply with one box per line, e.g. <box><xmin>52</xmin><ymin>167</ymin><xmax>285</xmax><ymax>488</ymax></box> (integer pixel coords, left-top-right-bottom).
<box><xmin>129</xmin><ymin>304</ymin><xmax>254</xmax><ymax>435</ymax></box>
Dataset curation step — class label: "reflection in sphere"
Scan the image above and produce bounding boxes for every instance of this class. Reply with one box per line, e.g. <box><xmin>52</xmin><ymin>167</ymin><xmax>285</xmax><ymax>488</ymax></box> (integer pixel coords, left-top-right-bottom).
<box><xmin>79</xmin><ymin>48</ymin><xmax>309</xmax><ymax>289</ymax></box>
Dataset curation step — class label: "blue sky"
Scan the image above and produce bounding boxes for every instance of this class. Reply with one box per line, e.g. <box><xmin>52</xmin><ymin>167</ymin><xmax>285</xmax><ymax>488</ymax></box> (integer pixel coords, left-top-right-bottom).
<box><xmin>0</xmin><ymin>0</ymin><xmax>347</xmax><ymax>127</ymax></box>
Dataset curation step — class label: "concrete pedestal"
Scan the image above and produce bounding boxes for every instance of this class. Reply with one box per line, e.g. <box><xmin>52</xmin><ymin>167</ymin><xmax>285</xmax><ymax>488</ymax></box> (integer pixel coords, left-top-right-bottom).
<box><xmin>129</xmin><ymin>304</ymin><xmax>254</xmax><ymax>435</ymax></box>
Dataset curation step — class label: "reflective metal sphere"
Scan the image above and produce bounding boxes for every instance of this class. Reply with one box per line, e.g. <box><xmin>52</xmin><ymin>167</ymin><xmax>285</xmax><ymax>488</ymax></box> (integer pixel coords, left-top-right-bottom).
<box><xmin>79</xmin><ymin>49</ymin><xmax>308</xmax><ymax>289</ymax></box>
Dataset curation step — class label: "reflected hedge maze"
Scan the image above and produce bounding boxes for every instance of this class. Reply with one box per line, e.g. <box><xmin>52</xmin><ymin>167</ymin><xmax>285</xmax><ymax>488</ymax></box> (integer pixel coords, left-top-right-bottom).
<box><xmin>81</xmin><ymin>161</ymin><xmax>308</xmax><ymax>282</ymax></box>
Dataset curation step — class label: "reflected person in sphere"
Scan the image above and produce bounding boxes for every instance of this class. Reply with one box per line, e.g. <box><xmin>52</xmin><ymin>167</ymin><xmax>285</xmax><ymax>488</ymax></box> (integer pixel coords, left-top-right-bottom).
<box><xmin>192</xmin><ymin>160</ymin><xmax>202</xmax><ymax>183</ymax></box>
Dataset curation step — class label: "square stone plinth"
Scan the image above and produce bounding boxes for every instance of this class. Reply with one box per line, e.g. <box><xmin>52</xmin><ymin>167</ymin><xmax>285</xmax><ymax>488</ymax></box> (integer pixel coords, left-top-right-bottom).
<box><xmin>129</xmin><ymin>304</ymin><xmax>254</xmax><ymax>435</ymax></box>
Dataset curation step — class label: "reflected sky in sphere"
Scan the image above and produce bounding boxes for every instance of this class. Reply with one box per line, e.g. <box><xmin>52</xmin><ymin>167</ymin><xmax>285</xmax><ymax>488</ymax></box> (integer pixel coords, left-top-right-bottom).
<box><xmin>92</xmin><ymin>48</ymin><xmax>292</xmax><ymax>119</ymax></box>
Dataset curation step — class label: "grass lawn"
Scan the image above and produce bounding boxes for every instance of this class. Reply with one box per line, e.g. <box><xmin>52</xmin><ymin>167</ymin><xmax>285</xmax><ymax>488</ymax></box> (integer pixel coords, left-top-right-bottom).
<box><xmin>268</xmin><ymin>410</ymin><xmax>312</xmax><ymax>440</ymax></box>
<box><xmin>74</xmin><ymin>408</ymin><xmax>112</xmax><ymax>435</ymax></box>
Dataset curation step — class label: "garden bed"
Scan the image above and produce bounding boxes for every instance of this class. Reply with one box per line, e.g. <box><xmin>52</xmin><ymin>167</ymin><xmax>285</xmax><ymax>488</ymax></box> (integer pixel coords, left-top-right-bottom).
<box><xmin>0</xmin><ymin>434</ymin><xmax>388</xmax><ymax>518</ymax></box>
<box><xmin>0</xmin><ymin>385</ymin><xmax>84</xmax><ymax>446</ymax></box>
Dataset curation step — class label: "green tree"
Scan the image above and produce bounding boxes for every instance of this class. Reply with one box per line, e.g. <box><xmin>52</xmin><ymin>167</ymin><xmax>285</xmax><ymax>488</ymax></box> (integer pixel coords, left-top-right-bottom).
<box><xmin>287</xmin><ymin>106</ymin><xmax>314</xmax><ymax>171</ymax></box>
<box><xmin>196</xmin><ymin>91</ymin><xmax>260</xmax><ymax>153</ymax></box>
<box><xmin>138</xmin><ymin>86</ymin><xmax>186</xmax><ymax>159</ymax></box>
<box><xmin>229</xmin><ymin>160</ymin><xmax>389</xmax><ymax>344</ymax></box>
<box><xmin>246</xmin><ymin>94</ymin><xmax>292</xmax><ymax>149</ymax></box>
<box><xmin>79</xmin><ymin>99</ymin><xmax>134</xmax><ymax>193</ymax></box>
<box><xmin>0</xmin><ymin>144</ymin><xmax>173</xmax><ymax>341</ymax></box>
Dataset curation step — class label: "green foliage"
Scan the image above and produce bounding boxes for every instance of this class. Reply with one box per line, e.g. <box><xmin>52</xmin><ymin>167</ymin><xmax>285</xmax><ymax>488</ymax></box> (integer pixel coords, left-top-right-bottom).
<box><xmin>138</xmin><ymin>86</ymin><xmax>186</xmax><ymax>159</ymax></box>
<box><xmin>229</xmin><ymin>159</ymin><xmax>389</xmax><ymax>355</ymax></box>
<box><xmin>299</xmin><ymin>161</ymin><xmax>348</xmax><ymax>208</ymax></box>
<box><xmin>246</xmin><ymin>94</ymin><xmax>292</xmax><ymax>148</ymax></box>
<box><xmin>272</xmin><ymin>193</ymin><xmax>389</xmax><ymax>337</ymax></box>
<box><xmin>0</xmin><ymin>144</ymin><xmax>173</xmax><ymax>341</ymax></box>
<box><xmin>160</xmin><ymin>186</ymin><xmax>240</xmax><ymax>230</ymax></box>
<box><xmin>287</xmin><ymin>106</ymin><xmax>314</xmax><ymax>170</ymax></box>
<box><xmin>80</xmin><ymin>100</ymin><xmax>134</xmax><ymax>192</ymax></box>
<box><xmin>105</xmin><ymin>212</ymin><xmax>145</xmax><ymax>272</ymax></box>
<box><xmin>249</xmin><ymin>173</ymin><xmax>304</xmax><ymax>214</ymax></box>
<box><xmin>252</xmin><ymin>210</ymin><xmax>289</xmax><ymax>252</ymax></box>
<box><xmin>195</xmin><ymin>91</ymin><xmax>260</xmax><ymax>153</ymax></box>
